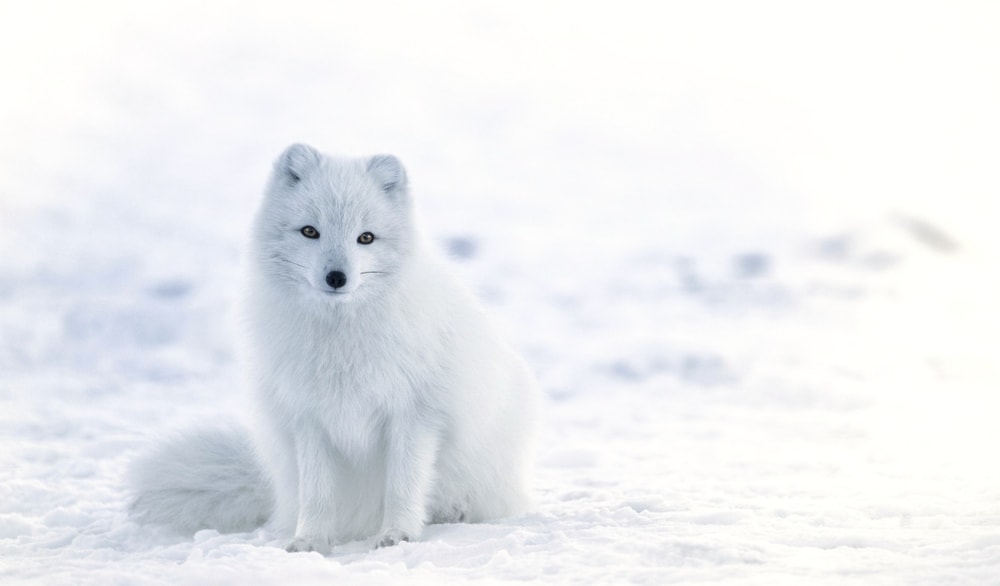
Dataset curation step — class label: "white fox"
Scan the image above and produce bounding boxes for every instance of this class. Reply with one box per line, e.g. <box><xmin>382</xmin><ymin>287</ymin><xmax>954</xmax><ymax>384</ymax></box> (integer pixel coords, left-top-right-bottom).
<box><xmin>129</xmin><ymin>144</ymin><xmax>538</xmax><ymax>553</ymax></box>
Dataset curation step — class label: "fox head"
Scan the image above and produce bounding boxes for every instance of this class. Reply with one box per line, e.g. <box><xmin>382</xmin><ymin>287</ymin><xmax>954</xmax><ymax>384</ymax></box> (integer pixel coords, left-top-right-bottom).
<box><xmin>251</xmin><ymin>144</ymin><xmax>414</xmax><ymax>304</ymax></box>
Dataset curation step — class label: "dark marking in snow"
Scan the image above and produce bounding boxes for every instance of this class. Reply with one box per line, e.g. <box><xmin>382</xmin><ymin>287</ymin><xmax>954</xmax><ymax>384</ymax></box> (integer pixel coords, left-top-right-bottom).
<box><xmin>894</xmin><ymin>214</ymin><xmax>959</xmax><ymax>253</ymax></box>
<box><xmin>147</xmin><ymin>280</ymin><xmax>193</xmax><ymax>299</ymax></box>
<box><xmin>445</xmin><ymin>236</ymin><xmax>478</xmax><ymax>260</ymax></box>
<box><xmin>733</xmin><ymin>253</ymin><xmax>770</xmax><ymax>278</ymax></box>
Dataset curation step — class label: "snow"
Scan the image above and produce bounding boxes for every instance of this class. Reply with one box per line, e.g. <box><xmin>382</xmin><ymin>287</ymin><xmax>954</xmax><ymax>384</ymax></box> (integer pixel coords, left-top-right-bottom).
<box><xmin>2</xmin><ymin>1</ymin><xmax>1000</xmax><ymax>583</ymax></box>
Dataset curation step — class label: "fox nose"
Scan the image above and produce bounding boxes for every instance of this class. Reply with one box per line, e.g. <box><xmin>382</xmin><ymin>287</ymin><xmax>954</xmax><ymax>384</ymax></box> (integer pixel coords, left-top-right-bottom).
<box><xmin>325</xmin><ymin>270</ymin><xmax>347</xmax><ymax>289</ymax></box>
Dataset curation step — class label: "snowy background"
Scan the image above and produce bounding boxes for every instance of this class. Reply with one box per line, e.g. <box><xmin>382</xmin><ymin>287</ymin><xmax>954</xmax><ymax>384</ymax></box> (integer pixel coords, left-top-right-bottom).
<box><xmin>2</xmin><ymin>1</ymin><xmax>999</xmax><ymax>583</ymax></box>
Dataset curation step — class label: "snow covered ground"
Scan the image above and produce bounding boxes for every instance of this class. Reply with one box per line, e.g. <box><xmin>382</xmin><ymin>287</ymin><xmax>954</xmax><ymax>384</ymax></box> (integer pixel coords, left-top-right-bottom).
<box><xmin>2</xmin><ymin>1</ymin><xmax>999</xmax><ymax>583</ymax></box>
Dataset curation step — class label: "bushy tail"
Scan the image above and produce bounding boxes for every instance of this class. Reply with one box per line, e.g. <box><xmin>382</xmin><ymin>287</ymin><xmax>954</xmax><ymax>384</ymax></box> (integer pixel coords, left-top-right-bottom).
<box><xmin>128</xmin><ymin>425</ymin><xmax>274</xmax><ymax>534</ymax></box>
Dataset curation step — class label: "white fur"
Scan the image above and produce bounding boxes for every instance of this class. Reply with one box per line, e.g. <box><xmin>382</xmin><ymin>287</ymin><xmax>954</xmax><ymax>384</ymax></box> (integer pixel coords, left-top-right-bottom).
<box><xmin>128</xmin><ymin>425</ymin><xmax>273</xmax><ymax>534</ymax></box>
<box><xmin>128</xmin><ymin>145</ymin><xmax>538</xmax><ymax>553</ymax></box>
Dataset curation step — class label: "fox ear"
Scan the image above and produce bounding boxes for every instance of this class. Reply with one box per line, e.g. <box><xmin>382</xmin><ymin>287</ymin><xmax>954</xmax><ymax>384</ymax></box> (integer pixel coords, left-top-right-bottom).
<box><xmin>275</xmin><ymin>143</ymin><xmax>320</xmax><ymax>184</ymax></box>
<box><xmin>366</xmin><ymin>154</ymin><xmax>408</xmax><ymax>195</ymax></box>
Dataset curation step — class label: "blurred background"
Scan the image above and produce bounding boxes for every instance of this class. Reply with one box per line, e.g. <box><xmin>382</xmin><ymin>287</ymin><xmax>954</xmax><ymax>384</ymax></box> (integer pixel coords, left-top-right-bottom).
<box><xmin>1</xmin><ymin>1</ymin><xmax>999</xmax><ymax>582</ymax></box>
<box><xmin>3</xmin><ymin>0</ymin><xmax>997</xmax><ymax>378</ymax></box>
<box><xmin>4</xmin><ymin>1</ymin><xmax>998</xmax><ymax>239</ymax></box>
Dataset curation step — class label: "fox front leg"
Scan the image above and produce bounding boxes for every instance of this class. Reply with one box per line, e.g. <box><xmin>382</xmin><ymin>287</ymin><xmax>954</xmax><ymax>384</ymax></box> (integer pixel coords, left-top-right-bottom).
<box><xmin>285</xmin><ymin>424</ymin><xmax>338</xmax><ymax>554</ymax></box>
<box><xmin>374</xmin><ymin>418</ymin><xmax>440</xmax><ymax>548</ymax></box>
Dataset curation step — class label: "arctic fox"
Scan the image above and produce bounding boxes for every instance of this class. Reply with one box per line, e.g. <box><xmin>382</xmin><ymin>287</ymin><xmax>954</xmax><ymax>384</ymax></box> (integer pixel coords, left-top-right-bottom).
<box><xmin>129</xmin><ymin>144</ymin><xmax>538</xmax><ymax>553</ymax></box>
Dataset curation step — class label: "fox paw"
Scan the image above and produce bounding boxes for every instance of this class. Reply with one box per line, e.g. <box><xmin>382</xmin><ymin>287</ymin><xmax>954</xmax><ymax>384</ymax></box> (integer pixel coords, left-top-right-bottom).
<box><xmin>374</xmin><ymin>529</ymin><xmax>410</xmax><ymax>549</ymax></box>
<box><xmin>285</xmin><ymin>535</ymin><xmax>331</xmax><ymax>555</ymax></box>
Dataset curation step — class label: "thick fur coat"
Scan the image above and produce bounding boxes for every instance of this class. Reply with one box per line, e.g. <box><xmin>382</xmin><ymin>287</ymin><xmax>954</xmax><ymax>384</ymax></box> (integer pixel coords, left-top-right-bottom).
<box><xmin>129</xmin><ymin>145</ymin><xmax>537</xmax><ymax>553</ymax></box>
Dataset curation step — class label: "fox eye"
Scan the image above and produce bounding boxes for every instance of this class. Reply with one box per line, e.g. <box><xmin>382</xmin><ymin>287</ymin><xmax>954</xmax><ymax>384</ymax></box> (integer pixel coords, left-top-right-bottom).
<box><xmin>357</xmin><ymin>232</ymin><xmax>375</xmax><ymax>245</ymax></box>
<box><xmin>301</xmin><ymin>226</ymin><xmax>319</xmax><ymax>239</ymax></box>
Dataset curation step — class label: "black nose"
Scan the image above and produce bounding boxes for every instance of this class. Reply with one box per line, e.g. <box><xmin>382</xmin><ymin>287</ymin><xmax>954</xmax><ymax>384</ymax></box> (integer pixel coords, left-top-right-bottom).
<box><xmin>325</xmin><ymin>270</ymin><xmax>347</xmax><ymax>289</ymax></box>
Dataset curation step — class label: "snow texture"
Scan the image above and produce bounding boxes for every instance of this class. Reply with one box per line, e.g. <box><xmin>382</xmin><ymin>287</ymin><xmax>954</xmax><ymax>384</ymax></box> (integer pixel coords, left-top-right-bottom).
<box><xmin>2</xmin><ymin>1</ymin><xmax>999</xmax><ymax>584</ymax></box>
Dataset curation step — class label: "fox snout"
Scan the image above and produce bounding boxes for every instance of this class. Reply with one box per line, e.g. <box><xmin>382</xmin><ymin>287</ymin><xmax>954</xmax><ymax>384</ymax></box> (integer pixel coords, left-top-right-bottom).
<box><xmin>325</xmin><ymin>270</ymin><xmax>348</xmax><ymax>290</ymax></box>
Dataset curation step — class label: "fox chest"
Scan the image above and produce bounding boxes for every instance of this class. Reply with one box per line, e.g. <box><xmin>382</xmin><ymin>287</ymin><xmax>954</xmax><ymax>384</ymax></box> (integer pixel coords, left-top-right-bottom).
<box><xmin>270</xmin><ymin>332</ymin><xmax>430</xmax><ymax>453</ymax></box>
